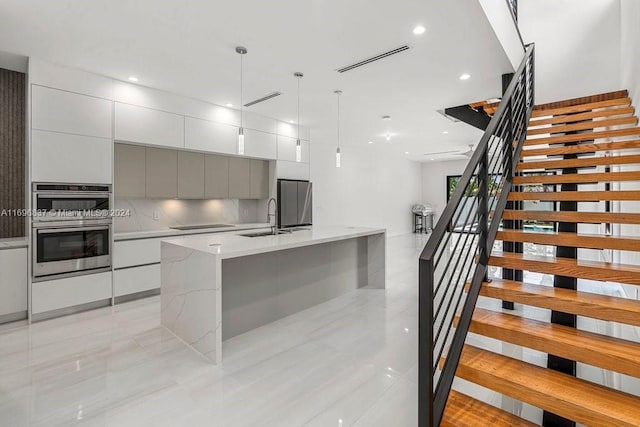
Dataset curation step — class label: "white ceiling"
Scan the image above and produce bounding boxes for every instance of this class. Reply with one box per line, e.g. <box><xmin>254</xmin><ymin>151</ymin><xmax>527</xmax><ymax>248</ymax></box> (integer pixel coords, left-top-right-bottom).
<box><xmin>0</xmin><ymin>0</ymin><xmax>514</xmax><ymax>161</ymax></box>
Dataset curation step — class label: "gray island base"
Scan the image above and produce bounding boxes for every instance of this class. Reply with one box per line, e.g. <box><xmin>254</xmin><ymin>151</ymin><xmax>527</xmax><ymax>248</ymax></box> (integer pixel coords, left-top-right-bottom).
<box><xmin>160</xmin><ymin>226</ymin><xmax>386</xmax><ymax>363</ymax></box>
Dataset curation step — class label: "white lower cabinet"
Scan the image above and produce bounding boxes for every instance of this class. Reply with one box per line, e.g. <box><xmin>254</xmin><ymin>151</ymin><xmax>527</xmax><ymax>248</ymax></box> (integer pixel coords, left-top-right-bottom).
<box><xmin>114</xmin><ymin>238</ymin><xmax>164</xmax><ymax>299</ymax></box>
<box><xmin>114</xmin><ymin>264</ymin><xmax>160</xmax><ymax>297</ymax></box>
<box><xmin>0</xmin><ymin>248</ymin><xmax>28</xmax><ymax>321</ymax></box>
<box><xmin>114</xmin><ymin>238</ymin><xmax>163</xmax><ymax>268</ymax></box>
<box><xmin>31</xmin><ymin>271</ymin><xmax>112</xmax><ymax>316</ymax></box>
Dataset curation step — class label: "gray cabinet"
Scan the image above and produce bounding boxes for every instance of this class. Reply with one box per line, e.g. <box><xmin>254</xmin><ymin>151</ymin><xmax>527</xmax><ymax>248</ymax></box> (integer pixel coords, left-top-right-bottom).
<box><xmin>228</xmin><ymin>157</ymin><xmax>251</xmax><ymax>199</ymax></box>
<box><xmin>178</xmin><ymin>151</ymin><xmax>205</xmax><ymax>199</ymax></box>
<box><xmin>204</xmin><ymin>154</ymin><xmax>229</xmax><ymax>199</ymax></box>
<box><xmin>145</xmin><ymin>147</ymin><xmax>177</xmax><ymax>198</ymax></box>
<box><xmin>250</xmin><ymin>159</ymin><xmax>269</xmax><ymax>199</ymax></box>
<box><xmin>114</xmin><ymin>144</ymin><xmax>146</xmax><ymax>198</ymax></box>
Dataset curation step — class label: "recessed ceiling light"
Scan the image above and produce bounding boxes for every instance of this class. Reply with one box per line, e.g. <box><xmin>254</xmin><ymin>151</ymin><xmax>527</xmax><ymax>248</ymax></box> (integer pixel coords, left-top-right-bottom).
<box><xmin>443</xmin><ymin>130</ymin><xmax>449</xmax><ymax>134</ymax></box>
<box><xmin>459</xmin><ymin>73</ymin><xmax>471</xmax><ymax>81</ymax></box>
<box><xmin>413</xmin><ymin>25</ymin><xmax>426</xmax><ymax>35</ymax></box>
<box><xmin>386</xmin><ymin>135</ymin><xmax>391</xmax><ymax>141</ymax></box>
<box><xmin>430</xmin><ymin>158</ymin><xmax>435</xmax><ymax>161</ymax></box>
<box><xmin>288</xmin><ymin>119</ymin><xmax>294</xmax><ymax>123</ymax></box>
<box><xmin>128</xmin><ymin>76</ymin><xmax>139</xmax><ymax>82</ymax></box>
<box><xmin>404</xmin><ymin>151</ymin><xmax>410</xmax><ymax>155</ymax></box>
<box><xmin>368</xmin><ymin>141</ymin><xmax>374</xmax><ymax>144</ymax></box>
<box><xmin>225</xmin><ymin>103</ymin><xmax>233</xmax><ymax>107</ymax></box>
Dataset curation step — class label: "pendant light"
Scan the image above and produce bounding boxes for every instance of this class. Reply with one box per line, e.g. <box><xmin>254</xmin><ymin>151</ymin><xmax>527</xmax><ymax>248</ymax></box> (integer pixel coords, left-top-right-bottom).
<box><xmin>294</xmin><ymin>72</ymin><xmax>304</xmax><ymax>162</ymax></box>
<box><xmin>334</xmin><ymin>90</ymin><xmax>342</xmax><ymax>168</ymax></box>
<box><xmin>236</xmin><ymin>46</ymin><xmax>248</xmax><ymax>155</ymax></box>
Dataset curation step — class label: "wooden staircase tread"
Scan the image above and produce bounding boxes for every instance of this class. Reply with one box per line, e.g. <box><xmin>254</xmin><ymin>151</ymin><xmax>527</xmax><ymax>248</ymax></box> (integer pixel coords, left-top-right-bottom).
<box><xmin>532</xmin><ymin>91</ymin><xmax>629</xmax><ymax>113</ymax></box>
<box><xmin>478</xmin><ymin>279</ymin><xmax>640</xmax><ymax>327</ymax></box>
<box><xmin>516</xmin><ymin>154</ymin><xmax>640</xmax><ymax>171</ymax></box>
<box><xmin>496</xmin><ymin>229</ymin><xmax>640</xmax><ymax>251</ymax></box>
<box><xmin>530</xmin><ymin>97</ymin><xmax>631</xmax><ymax>118</ymax></box>
<box><xmin>488</xmin><ymin>252</ymin><xmax>640</xmax><ymax>285</ymax></box>
<box><xmin>521</xmin><ymin>139</ymin><xmax>640</xmax><ymax>157</ymax></box>
<box><xmin>501</xmin><ymin>210</ymin><xmax>640</xmax><ymax>224</ymax></box>
<box><xmin>442</xmin><ymin>390</ymin><xmax>537</xmax><ymax>427</ymax></box>
<box><xmin>524</xmin><ymin>127</ymin><xmax>640</xmax><ymax>146</ymax></box>
<box><xmin>468</xmin><ymin>307</ymin><xmax>640</xmax><ymax>378</ymax></box>
<box><xmin>450</xmin><ymin>345</ymin><xmax>640</xmax><ymax>427</ymax></box>
<box><xmin>526</xmin><ymin>116</ymin><xmax>638</xmax><ymax>136</ymax></box>
<box><xmin>512</xmin><ymin>171</ymin><xmax>640</xmax><ymax>185</ymax></box>
<box><xmin>528</xmin><ymin>106</ymin><xmax>635</xmax><ymax>127</ymax></box>
<box><xmin>507</xmin><ymin>190</ymin><xmax>640</xmax><ymax>201</ymax></box>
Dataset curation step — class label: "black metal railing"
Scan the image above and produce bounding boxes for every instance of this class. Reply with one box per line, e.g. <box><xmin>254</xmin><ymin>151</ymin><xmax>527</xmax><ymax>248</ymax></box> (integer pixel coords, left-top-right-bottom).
<box><xmin>418</xmin><ymin>44</ymin><xmax>534</xmax><ymax>426</ymax></box>
<box><xmin>507</xmin><ymin>0</ymin><xmax>518</xmax><ymax>22</ymax></box>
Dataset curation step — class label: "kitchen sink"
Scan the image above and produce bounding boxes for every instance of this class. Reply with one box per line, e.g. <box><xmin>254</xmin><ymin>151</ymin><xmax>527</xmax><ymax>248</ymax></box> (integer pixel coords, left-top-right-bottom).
<box><xmin>240</xmin><ymin>229</ymin><xmax>294</xmax><ymax>238</ymax></box>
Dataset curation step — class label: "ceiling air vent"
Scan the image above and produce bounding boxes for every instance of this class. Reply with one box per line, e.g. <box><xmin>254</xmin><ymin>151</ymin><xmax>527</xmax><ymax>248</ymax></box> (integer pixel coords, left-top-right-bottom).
<box><xmin>336</xmin><ymin>45</ymin><xmax>411</xmax><ymax>73</ymax></box>
<box><xmin>244</xmin><ymin>91</ymin><xmax>282</xmax><ymax>107</ymax></box>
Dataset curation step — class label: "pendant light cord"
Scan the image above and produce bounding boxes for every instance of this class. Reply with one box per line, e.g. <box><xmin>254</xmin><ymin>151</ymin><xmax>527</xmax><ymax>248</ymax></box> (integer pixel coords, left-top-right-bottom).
<box><xmin>337</xmin><ymin>92</ymin><xmax>340</xmax><ymax>150</ymax></box>
<box><xmin>297</xmin><ymin>77</ymin><xmax>300</xmax><ymax>140</ymax></box>
<box><xmin>240</xmin><ymin>53</ymin><xmax>243</xmax><ymax>129</ymax></box>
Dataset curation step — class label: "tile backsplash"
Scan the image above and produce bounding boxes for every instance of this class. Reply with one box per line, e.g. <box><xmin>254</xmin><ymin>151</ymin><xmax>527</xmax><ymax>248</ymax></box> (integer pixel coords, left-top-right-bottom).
<box><xmin>114</xmin><ymin>198</ymin><xmax>262</xmax><ymax>233</ymax></box>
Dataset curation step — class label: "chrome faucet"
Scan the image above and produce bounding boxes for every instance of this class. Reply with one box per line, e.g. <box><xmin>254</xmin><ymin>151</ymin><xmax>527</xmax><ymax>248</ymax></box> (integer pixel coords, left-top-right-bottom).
<box><xmin>267</xmin><ymin>197</ymin><xmax>278</xmax><ymax>235</ymax></box>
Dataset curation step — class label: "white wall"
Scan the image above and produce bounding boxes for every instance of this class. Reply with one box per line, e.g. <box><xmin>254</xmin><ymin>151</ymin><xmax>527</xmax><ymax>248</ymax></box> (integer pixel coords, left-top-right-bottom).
<box><xmin>478</xmin><ymin>0</ymin><xmax>524</xmax><ymax>70</ymax></box>
<box><xmin>421</xmin><ymin>159</ymin><xmax>469</xmax><ymax>222</ymax></box>
<box><xmin>310</xmin><ymin>143</ymin><xmax>422</xmax><ymax>237</ymax></box>
<box><xmin>621</xmin><ymin>0</ymin><xmax>640</xmax><ymax>116</ymax></box>
<box><xmin>519</xmin><ymin>0</ymin><xmax>621</xmax><ymax>104</ymax></box>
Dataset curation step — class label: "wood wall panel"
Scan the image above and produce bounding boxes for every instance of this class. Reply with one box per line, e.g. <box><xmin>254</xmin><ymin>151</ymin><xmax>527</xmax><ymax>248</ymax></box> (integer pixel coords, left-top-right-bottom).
<box><xmin>0</xmin><ymin>68</ymin><xmax>26</xmax><ymax>238</ymax></box>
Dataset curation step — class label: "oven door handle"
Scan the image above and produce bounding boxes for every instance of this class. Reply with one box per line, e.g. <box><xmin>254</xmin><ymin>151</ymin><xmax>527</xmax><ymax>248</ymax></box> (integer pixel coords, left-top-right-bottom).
<box><xmin>36</xmin><ymin>226</ymin><xmax>110</xmax><ymax>234</ymax></box>
<box><xmin>36</xmin><ymin>193</ymin><xmax>111</xmax><ymax>198</ymax></box>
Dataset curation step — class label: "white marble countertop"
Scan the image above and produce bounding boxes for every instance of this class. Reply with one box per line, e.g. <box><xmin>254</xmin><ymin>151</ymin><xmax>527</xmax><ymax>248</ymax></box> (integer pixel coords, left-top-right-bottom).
<box><xmin>0</xmin><ymin>237</ymin><xmax>28</xmax><ymax>250</ymax></box>
<box><xmin>162</xmin><ymin>225</ymin><xmax>386</xmax><ymax>259</ymax></box>
<box><xmin>113</xmin><ymin>223</ymin><xmax>271</xmax><ymax>241</ymax></box>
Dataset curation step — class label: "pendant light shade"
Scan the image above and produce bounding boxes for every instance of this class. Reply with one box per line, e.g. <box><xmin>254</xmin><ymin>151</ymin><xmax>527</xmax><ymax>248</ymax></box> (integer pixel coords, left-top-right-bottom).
<box><xmin>236</xmin><ymin>46</ymin><xmax>247</xmax><ymax>155</ymax></box>
<box><xmin>238</xmin><ymin>127</ymin><xmax>245</xmax><ymax>155</ymax></box>
<box><xmin>294</xmin><ymin>72</ymin><xmax>303</xmax><ymax>163</ymax></box>
<box><xmin>334</xmin><ymin>90</ymin><xmax>342</xmax><ymax>168</ymax></box>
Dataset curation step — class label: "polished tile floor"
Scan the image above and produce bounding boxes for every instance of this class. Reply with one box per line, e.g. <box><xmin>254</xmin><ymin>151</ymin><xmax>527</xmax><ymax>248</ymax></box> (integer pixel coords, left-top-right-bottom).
<box><xmin>2</xmin><ymin>233</ymin><xmax>638</xmax><ymax>426</ymax></box>
<box><xmin>0</xmin><ymin>234</ymin><xmax>427</xmax><ymax>427</ymax></box>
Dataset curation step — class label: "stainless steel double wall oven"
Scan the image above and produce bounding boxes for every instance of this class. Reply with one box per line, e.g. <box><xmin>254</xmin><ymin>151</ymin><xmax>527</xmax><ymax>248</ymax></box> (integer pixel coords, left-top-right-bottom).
<box><xmin>32</xmin><ymin>183</ymin><xmax>112</xmax><ymax>281</ymax></box>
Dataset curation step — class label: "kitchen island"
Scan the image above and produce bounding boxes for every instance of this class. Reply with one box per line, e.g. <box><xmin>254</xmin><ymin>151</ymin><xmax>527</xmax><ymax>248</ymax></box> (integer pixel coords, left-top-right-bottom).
<box><xmin>160</xmin><ymin>226</ymin><xmax>386</xmax><ymax>363</ymax></box>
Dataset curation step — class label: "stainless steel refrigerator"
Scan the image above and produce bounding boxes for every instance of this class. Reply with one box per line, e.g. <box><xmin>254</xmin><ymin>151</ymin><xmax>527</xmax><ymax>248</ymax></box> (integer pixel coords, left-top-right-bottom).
<box><xmin>277</xmin><ymin>179</ymin><xmax>312</xmax><ymax>228</ymax></box>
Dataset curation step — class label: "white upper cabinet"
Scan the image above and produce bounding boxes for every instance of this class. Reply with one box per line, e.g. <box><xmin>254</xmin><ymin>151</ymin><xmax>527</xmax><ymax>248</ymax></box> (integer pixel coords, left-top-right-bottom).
<box><xmin>277</xmin><ymin>135</ymin><xmax>310</xmax><ymax>163</ymax></box>
<box><xmin>115</xmin><ymin>102</ymin><xmax>184</xmax><ymax>148</ymax></box>
<box><xmin>277</xmin><ymin>121</ymin><xmax>310</xmax><ymax>141</ymax></box>
<box><xmin>277</xmin><ymin>160</ymin><xmax>310</xmax><ymax>181</ymax></box>
<box><xmin>32</xmin><ymin>85</ymin><xmax>112</xmax><ymax>138</ymax></box>
<box><xmin>32</xmin><ymin>130</ymin><xmax>112</xmax><ymax>184</ymax></box>
<box><xmin>185</xmin><ymin>117</ymin><xmax>237</xmax><ymax>155</ymax></box>
<box><xmin>244</xmin><ymin>129</ymin><xmax>277</xmax><ymax>159</ymax></box>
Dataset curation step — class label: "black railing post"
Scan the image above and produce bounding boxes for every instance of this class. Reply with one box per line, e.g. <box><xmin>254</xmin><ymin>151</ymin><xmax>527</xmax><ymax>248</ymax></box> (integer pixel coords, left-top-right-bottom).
<box><xmin>478</xmin><ymin>146</ymin><xmax>489</xmax><ymax>266</ymax></box>
<box><xmin>418</xmin><ymin>257</ymin><xmax>434</xmax><ymax>427</ymax></box>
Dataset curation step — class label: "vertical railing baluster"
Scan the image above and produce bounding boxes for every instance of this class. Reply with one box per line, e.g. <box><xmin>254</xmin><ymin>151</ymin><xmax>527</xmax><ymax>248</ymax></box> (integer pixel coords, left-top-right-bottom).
<box><xmin>478</xmin><ymin>147</ymin><xmax>489</xmax><ymax>266</ymax></box>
